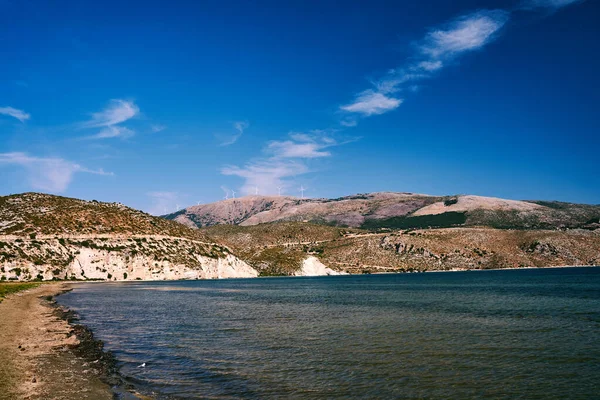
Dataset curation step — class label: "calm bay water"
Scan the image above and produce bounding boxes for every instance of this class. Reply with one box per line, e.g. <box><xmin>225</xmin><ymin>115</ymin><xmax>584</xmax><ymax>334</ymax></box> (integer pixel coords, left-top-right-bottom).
<box><xmin>58</xmin><ymin>267</ymin><xmax>600</xmax><ymax>399</ymax></box>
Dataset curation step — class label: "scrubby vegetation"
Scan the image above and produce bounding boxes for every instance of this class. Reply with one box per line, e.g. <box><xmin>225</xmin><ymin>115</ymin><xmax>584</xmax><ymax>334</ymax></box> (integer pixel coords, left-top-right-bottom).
<box><xmin>205</xmin><ymin>221</ymin><xmax>600</xmax><ymax>275</ymax></box>
<box><xmin>0</xmin><ymin>282</ymin><xmax>41</xmax><ymax>302</ymax></box>
<box><xmin>0</xmin><ymin>193</ymin><xmax>246</xmax><ymax>281</ymax></box>
<box><xmin>361</xmin><ymin>212</ymin><xmax>467</xmax><ymax>230</ymax></box>
<box><xmin>0</xmin><ymin>192</ymin><xmax>214</xmax><ymax>242</ymax></box>
<box><xmin>204</xmin><ymin>222</ymin><xmax>355</xmax><ymax>275</ymax></box>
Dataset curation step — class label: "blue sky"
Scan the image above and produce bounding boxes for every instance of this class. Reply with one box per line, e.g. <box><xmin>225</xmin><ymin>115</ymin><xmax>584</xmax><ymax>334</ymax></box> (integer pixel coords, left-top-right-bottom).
<box><xmin>1</xmin><ymin>0</ymin><xmax>598</xmax><ymax>213</ymax></box>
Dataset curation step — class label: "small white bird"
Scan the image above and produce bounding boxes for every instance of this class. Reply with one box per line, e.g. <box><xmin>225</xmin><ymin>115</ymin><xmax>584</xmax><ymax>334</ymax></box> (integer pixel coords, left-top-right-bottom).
<box><xmin>137</xmin><ymin>363</ymin><xmax>146</xmax><ymax>368</ymax></box>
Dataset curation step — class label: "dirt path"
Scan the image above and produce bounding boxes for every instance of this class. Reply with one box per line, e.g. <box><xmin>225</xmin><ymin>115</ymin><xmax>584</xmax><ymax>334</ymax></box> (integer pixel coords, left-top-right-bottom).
<box><xmin>0</xmin><ymin>283</ymin><xmax>113</xmax><ymax>400</ymax></box>
<box><xmin>0</xmin><ymin>233</ymin><xmax>221</xmax><ymax>247</ymax></box>
<box><xmin>264</xmin><ymin>232</ymin><xmax>388</xmax><ymax>248</ymax></box>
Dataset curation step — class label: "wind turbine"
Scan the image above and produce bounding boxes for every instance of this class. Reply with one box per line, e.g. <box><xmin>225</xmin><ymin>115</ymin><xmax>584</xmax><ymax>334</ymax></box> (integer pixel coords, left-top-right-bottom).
<box><xmin>232</xmin><ymin>190</ymin><xmax>236</xmax><ymax>199</ymax></box>
<box><xmin>224</xmin><ymin>192</ymin><xmax>229</xmax><ymax>200</ymax></box>
<box><xmin>300</xmin><ymin>185</ymin><xmax>306</xmax><ymax>199</ymax></box>
<box><xmin>197</xmin><ymin>201</ymin><xmax>201</xmax><ymax>205</ymax></box>
<box><xmin>176</xmin><ymin>204</ymin><xmax>180</xmax><ymax>211</ymax></box>
<box><xmin>277</xmin><ymin>186</ymin><xmax>282</xmax><ymax>196</ymax></box>
<box><xmin>254</xmin><ymin>186</ymin><xmax>259</xmax><ymax>195</ymax></box>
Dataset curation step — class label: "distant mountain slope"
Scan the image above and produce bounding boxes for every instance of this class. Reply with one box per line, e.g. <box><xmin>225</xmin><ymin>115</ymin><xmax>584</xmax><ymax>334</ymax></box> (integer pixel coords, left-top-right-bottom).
<box><xmin>0</xmin><ymin>193</ymin><xmax>257</xmax><ymax>281</ymax></box>
<box><xmin>203</xmin><ymin>222</ymin><xmax>600</xmax><ymax>276</ymax></box>
<box><xmin>165</xmin><ymin>193</ymin><xmax>600</xmax><ymax>230</ymax></box>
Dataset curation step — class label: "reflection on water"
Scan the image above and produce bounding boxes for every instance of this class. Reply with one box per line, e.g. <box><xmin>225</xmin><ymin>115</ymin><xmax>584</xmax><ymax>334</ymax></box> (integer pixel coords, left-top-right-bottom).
<box><xmin>58</xmin><ymin>267</ymin><xmax>600</xmax><ymax>399</ymax></box>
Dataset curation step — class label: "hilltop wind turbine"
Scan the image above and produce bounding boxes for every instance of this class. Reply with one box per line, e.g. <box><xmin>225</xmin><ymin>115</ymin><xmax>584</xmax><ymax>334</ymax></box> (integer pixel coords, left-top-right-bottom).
<box><xmin>197</xmin><ymin>201</ymin><xmax>201</xmax><ymax>205</ymax></box>
<box><xmin>277</xmin><ymin>186</ymin><xmax>282</xmax><ymax>196</ymax></box>
<box><xmin>224</xmin><ymin>192</ymin><xmax>229</xmax><ymax>200</ymax></box>
<box><xmin>176</xmin><ymin>204</ymin><xmax>180</xmax><ymax>211</ymax></box>
<box><xmin>254</xmin><ymin>186</ymin><xmax>259</xmax><ymax>195</ymax></box>
<box><xmin>232</xmin><ymin>190</ymin><xmax>236</xmax><ymax>199</ymax></box>
<box><xmin>300</xmin><ymin>185</ymin><xmax>306</xmax><ymax>199</ymax></box>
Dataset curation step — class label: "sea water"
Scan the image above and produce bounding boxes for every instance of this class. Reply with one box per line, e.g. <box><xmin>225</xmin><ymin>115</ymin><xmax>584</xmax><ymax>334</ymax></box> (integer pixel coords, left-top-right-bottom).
<box><xmin>58</xmin><ymin>267</ymin><xmax>600</xmax><ymax>399</ymax></box>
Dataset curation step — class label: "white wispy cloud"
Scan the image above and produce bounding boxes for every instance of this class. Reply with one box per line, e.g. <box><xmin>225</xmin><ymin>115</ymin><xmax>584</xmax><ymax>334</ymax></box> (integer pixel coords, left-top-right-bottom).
<box><xmin>340</xmin><ymin>9</ymin><xmax>509</xmax><ymax>121</ymax></box>
<box><xmin>340</xmin><ymin>0</ymin><xmax>585</xmax><ymax>124</ymax></box>
<box><xmin>267</xmin><ymin>133</ymin><xmax>333</xmax><ymax>158</ymax></box>
<box><xmin>521</xmin><ymin>0</ymin><xmax>584</xmax><ymax>9</ymax></box>
<box><xmin>84</xmin><ymin>99</ymin><xmax>139</xmax><ymax>128</ymax></box>
<box><xmin>415</xmin><ymin>60</ymin><xmax>444</xmax><ymax>72</ymax></box>
<box><xmin>217</xmin><ymin>120</ymin><xmax>249</xmax><ymax>146</ymax></box>
<box><xmin>221</xmin><ymin>131</ymin><xmax>345</xmax><ymax>196</ymax></box>
<box><xmin>80</xmin><ymin>99</ymin><xmax>139</xmax><ymax>140</ymax></box>
<box><xmin>147</xmin><ymin>191</ymin><xmax>181</xmax><ymax>215</ymax></box>
<box><xmin>233</xmin><ymin>121</ymin><xmax>249</xmax><ymax>133</ymax></box>
<box><xmin>87</xmin><ymin>126</ymin><xmax>135</xmax><ymax>140</ymax></box>
<box><xmin>222</xmin><ymin>159</ymin><xmax>309</xmax><ymax>196</ymax></box>
<box><xmin>340</xmin><ymin>118</ymin><xmax>358</xmax><ymax>127</ymax></box>
<box><xmin>420</xmin><ymin>10</ymin><xmax>509</xmax><ymax>59</ymax></box>
<box><xmin>341</xmin><ymin>91</ymin><xmax>403</xmax><ymax>116</ymax></box>
<box><xmin>0</xmin><ymin>152</ymin><xmax>112</xmax><ymax>192</ymax></box>
<box><xmin>0</xmin><ymin>106</ymin><xmax>30</xmax><ymax>122</ymax></box>
<box><xmin>151</xmin><ymin>124</ymin><xmax>166</xmax><ymax>133</ymax></box>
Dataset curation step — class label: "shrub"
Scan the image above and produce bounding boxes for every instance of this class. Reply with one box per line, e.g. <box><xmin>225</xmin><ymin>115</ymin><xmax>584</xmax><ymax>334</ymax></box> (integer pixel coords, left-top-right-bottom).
<box><xmin>361</xmin><ymin>212</ymin><xmax>467</xmax><ymax>230</ymax></box>
<box><xmin>444</xmin><ymin>197</ymin><xmax>458</xmax><ymax>206</ymax></box>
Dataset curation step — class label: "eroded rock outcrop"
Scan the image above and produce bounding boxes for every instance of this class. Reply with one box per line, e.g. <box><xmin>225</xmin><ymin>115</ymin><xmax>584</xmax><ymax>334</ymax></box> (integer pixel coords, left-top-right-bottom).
<box><xmin>294</xmin><ymin>256</ymin><xmax>345</xmax><ymax>277</ymax></box>
<box><xmin>0</xmin><ymin>235</ymin><xmax>258</xmax><ymax>281</ymax></box>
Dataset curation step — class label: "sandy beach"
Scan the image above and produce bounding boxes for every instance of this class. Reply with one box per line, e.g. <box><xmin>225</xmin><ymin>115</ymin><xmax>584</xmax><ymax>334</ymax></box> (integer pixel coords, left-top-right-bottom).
<box><xmin>0</xmin><ymin>283</ymin><xmax>113</xmax><ymax>400</ymax></box>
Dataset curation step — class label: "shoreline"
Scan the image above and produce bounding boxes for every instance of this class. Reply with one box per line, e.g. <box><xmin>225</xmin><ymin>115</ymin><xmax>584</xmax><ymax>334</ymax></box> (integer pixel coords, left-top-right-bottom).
<box><xmin>1</xmin><ymin>265</ymin><xmax>597</xmax><ymax>399</ymax></box>
<box><xmin>422</xmin><ymin>264</ymin><xmax>599</xmax><ymax>273</ymax></box>
<box><xmin>4</xmin><ymin>263</ymin><xmax>598</xmax><ymax>285</ymax></box>
<box><xmin>0</xmin><ymin>283</ymin><xmax>119</xmax><ymax>400</ymax></box>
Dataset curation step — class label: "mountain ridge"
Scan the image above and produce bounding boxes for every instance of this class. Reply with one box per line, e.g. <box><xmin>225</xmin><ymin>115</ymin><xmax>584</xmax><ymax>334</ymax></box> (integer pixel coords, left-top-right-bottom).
<box><xmin>2</xmin><ymin>192</ymin><xmax>598</xmax><ymax>280</ymax></box>
<box><xmin>165</xmin><ymin>192</ymin><xmax>600</xmax><ymax>230</ymax></box>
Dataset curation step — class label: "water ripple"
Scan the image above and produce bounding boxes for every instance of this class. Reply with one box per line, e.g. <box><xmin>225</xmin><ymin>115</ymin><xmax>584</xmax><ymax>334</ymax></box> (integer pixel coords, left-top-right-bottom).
<box><xmin>58</xmin><ymin>267</ymin><xmax>600</xmax><ymax>399</ymax></box>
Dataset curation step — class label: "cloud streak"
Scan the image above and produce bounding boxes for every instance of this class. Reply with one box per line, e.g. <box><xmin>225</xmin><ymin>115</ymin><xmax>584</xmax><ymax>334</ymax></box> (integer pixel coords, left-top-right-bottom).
<box><xmin>221</xmin><ymin>131</ymin><xmax>344</xmax><ymax>195</ymax></box>
<box><xmin>521</xmin><ymin>0</ymin><xmax>584</xmax><ymax>10</ymax></box>
<box><xmin>151</xmin><ymin>124</ymin><xmax>166</xmax><ymax>133</ymax></box>
<box><xmin>218</xmin><ymin>121</ymin><xmax>249</xmax><ymax>146</ymax></box>
<box><xmin>87</xmin><ymin>126</ymin><xmax>135</xmax><ymax>140</ymax></box>
<box><xmin>339</xmin><ymin>0</ymin><xmax>586</xmax><ymax>124</ymax></box>
<box><xmin>341</xmin><ymin>91</ymin><xmax>403</xmax><ymax>116</ymax></box>
<box><xmin>81</xmin><ymin>99</ymin><xmax>139</xmax><ymax>140</ymax></box>
<box><xmin>419</xmin><ymin>10</ymin><xmax>509</xmax><ymax>59</ymax></box>
<box><xmin>340</xmin><ymin>10</ymin><xmax>509</xmax><ymax>121</ymax></box>
<box><xmin>267</xmin><ymin>133</ymin><xmax>334</xmax><ymax>158</ymax></box>
<box><xmin>84</xmin><ymin>99</ymin><xmax>139</xmax><ymax>128</ymax></box>
<box><xmin>222</xmin><ymin>159</ymin><xmax>308</xmax><ymax>196</ymax></box>
<box><xmin>0</xmin><ymin>106</ymin><xmax>30</xmax><ymax>122</ymax></box>
<box><xmin>0</xmin><ymin>152</ymin><xmax>112</xmax><ymax>192</ymax></box>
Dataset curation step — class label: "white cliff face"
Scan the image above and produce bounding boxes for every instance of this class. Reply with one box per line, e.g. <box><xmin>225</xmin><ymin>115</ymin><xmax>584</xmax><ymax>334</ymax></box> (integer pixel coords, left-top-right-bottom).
<box><xmin>294</xmin><ymin>256</ymin><xmax>345</xmax><ymax>277</ymax></box>
<box><xmin>0</xmin><ymin>236</ymin><xmax>258</xmax><ymax>281</ymax></box>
